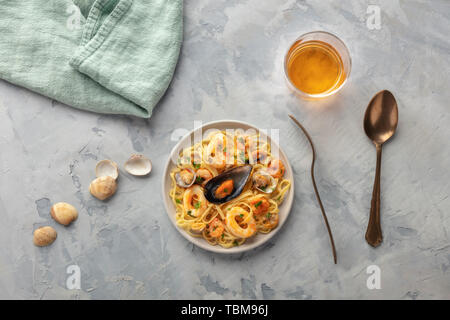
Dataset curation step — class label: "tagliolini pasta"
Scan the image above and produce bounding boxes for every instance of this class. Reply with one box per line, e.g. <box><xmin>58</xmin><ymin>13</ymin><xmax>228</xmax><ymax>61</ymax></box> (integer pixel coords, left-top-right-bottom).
<box><xmin>169</xmin><ymin>130</ymin><xmax>291</xmax><ymax>248</ymax></box>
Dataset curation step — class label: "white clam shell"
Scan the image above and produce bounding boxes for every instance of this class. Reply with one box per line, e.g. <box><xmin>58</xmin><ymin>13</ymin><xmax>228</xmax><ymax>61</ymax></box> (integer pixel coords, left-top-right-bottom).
<box><xmin>252</xmin><ymin>169</ymin><xmax>277</xmax><ymax>194</ymax></box>
<box><xmin>124</xmin><ymin>154</ymin><xmax>152</xmax><ymax>176</ymax></box>
<box><xmin>175</xmin><ymin>168</ymin><xmax>196</xmax><ymax>188</ymax></box>
<box><xmin>95</xmin><ymin>160</ymin><xmax>119</xmax><ymax>180</ymax></box>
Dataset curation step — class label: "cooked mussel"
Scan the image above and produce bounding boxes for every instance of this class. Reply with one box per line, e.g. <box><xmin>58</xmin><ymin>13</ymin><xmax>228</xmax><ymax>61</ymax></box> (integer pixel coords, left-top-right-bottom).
<box><xmin>204</xmin><ymin>165</ymin><xmax>252</xmax><ymax>204</ymax></box>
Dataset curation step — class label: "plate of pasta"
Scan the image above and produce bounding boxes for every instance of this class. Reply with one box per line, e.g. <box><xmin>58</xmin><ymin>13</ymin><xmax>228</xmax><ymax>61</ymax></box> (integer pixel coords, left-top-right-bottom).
<box><xmin>162</xmin><ymin>120</ymin><xmax>294</xmax><ymax>253</ymax></box>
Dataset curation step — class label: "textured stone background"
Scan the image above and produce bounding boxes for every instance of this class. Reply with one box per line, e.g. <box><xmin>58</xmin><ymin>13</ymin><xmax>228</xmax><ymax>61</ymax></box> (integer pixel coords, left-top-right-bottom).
<box><xmin>0</xmin><ymin>0</ymin><xmax>449</xmax><ymax>299</ymax></box>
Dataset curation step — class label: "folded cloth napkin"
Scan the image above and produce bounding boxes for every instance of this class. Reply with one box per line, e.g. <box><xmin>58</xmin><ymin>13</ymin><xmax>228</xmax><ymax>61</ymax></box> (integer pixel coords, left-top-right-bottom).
<box><xmin>0</xmin><ymin>0</ymin><xmax>183</xmax><ymax>118</ymax></box>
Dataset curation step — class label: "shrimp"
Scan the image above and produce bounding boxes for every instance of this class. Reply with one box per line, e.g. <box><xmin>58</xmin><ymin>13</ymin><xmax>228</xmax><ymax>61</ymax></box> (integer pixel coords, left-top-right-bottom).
<box><xmin>267</xmin><ymin>159</ymin><xmax>285</xmax><ymax>178</ymax></box>
<box><xmin>225</xmin><ymin>207</ymin><xmax>257</xmax><ymax>239</ymax></box>
<box><xmin>206</xmin><ymin>217</ymin><xmax>225</xmax><ymax>238</ymax></box>
<box><xmin>249</xmin><ymin>196</ymin><xmax>270</xmax><ymax>215</ymax></box>
<box><xmin>250</xmin><ymin>150</ymin><xmax>268</xmax><ymax>164</ymax></box>
<box><xmin>183</xmin><ymin>185</ymin><xmax>207</xmax><ymax>217</ymax></box>
<box><xmin>196</xmin><ymin>168</ymin><xmax>213</xmax><ymax>186</ymax></box>
<box><xmin>206</xmin><ymin>133</ymin><xmax>227</xmax><ymax>169</ymax></box>
<box><xmin>237</xmin><ymin>135</ymin><xmax>256</xmax><ymax>151</ymax></box>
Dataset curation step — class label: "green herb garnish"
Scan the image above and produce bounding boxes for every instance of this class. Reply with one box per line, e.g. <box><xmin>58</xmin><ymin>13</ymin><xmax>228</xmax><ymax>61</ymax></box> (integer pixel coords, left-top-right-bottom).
<box><xmin>175</xmin><ymin>199</ymin><xmax>182</xmax><ymax>204</ymax></box>
<box><xmin>193</xmin><ymin>163</ymin><xmax>201</xmax><ymax>169</ymax></box>
<box><xmin>194</xmin><ymin>202</ymin><xmax>201</xmax><ymax>209</ymax></box>
<box><xmin>254</xmin><ymin>200</ymin><xmax>262</xmax><ymax>208</ymax></box>
<box><xmin>187</xmin><ymin>210</ymin><xmax>194</xmax><ymax>217</ymax></box>
<box><xmin>195</xmin><ymin>176</ymin><xmax>204</xmax><ymax>184</ymax></box>
<box><xmin>233</xmin><ymin>240</ymin><xmax>239</xmax><ymax>246</ymax></box>
<box><xmin>266</xmin><ymin>213</ymin><xmax>271</xmax><ymax>219</ymax></box>
<box><xmin>239</xmin><ymin>214</ymin><xmax>244</xmax><ymax>218</ymax></box>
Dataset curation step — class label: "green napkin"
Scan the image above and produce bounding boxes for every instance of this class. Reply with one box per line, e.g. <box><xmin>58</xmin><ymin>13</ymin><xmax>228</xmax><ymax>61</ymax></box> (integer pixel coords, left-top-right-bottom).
<box><xmin>0</xmin><ymin>0</ymin><xmax>183</xmax><ymax>118</ymax></box>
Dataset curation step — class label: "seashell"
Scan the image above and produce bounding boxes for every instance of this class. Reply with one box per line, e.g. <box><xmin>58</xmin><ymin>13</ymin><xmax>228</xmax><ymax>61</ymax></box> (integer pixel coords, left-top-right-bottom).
<box><xmin>89</xmin><ymin>176</ymin><xmax>117</xmax><ymax>200</ymax></box>
<box><xmin>124</xmin><ymin>154</ymin><xmax>152</xmax><ymax>176</ymax></box>
<box><xmin>252</xmin><ymin>169</ymin><xmax>277</xmax><ymax>194</ymax></box>
<box><xmin>50</xmin><ymin>202</ymin><xmax>78</xmax><ymax>226</ymax></box>
<box><xmin>204</xmin><ymin>165</ymin><xmax>252</xmax><ymax>204</ymax></box>
<box><xmin>33</xmin><ymin>226</ymin><xmax>57</xmax><ymax>247</ymax></box>
<box><xmin>175</xmin><ymin>168</ymin><xmax>196</xmax><ymax>188</ymax></box>
<box><xmin>95</xmin><ymin>160</ymin><xmax>119</xmax><ymax>180</ymax></box>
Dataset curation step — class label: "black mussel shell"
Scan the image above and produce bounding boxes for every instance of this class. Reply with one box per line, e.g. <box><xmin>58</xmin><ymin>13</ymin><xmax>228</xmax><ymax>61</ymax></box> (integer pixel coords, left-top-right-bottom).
<box><xmin>204</xmin><ymin>165</ymin><xmax>252</xmax><ymax>204</ymax></box>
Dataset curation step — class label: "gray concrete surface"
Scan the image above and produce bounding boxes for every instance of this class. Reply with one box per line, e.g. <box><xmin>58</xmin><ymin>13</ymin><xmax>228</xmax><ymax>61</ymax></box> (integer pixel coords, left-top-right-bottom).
<box><xmin>0</xmin><ymin>0</ymin><xmax>449</xmax><ymax>299</ymax></box>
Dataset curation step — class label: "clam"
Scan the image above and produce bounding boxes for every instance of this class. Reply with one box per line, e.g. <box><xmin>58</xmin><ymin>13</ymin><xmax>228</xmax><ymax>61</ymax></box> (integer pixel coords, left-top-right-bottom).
<box><xmin>204</xmin><ymin>165</ymin><xmax>252</xmax><ymax>204</ymax></box>
<box><xmin>89</xmin><ymin>176</ymin><xmax>117</xmax><ymax>200</ymax></box>
<box><xmin>95</xmin><ymin>160</ymin><xmax>119</xmax><ymax>180</ymax></box>
<box><xmin>50</xmin><ymin>202</ymin><xmax>78</xmax><ymax>226</ymax></box>
<box><xmin>124</xmin><ymin>154</ymin><xmax>152</xmax><ymax>176</ymax></box>
<box><xmin>175</xmin><ymin>168</ymin><xmax>196</xmax><ymax>188</ymax></box>
<box><xmin>33</xmin><ymin>226</ymin><xmax>57</xmax><ymax>247</ymax></box>
<box><xmin>252</xmin><ymin>169</ymin><xmax>277</xmax><ymax>194</ymax></box>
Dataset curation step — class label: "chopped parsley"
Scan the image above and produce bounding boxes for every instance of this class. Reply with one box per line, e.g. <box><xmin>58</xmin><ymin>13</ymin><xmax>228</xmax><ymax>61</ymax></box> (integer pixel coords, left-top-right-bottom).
<box><xmin>175</xmin><ymin>199</ymin><xmax>182</xmax><ymax>204</ymax></box>
<box><xmin>193</xmin><ymin>163</ymin><xmax>201</xmax><ymax>169</ymax></box>
<box><xmin>239</xmin><ymin>214</ymin><xmax>244</xmax><ymax>218</ymax></box>
<box><xmin>221</xmin><ymin>234</ymin><xmax>225</xmax><ymax>240</ymax></box>
<box><xmin>187</xmin><ymin>210</ymin><xmax>195</xmax><ymax>217</ymax></box>
<box><xmin>276</xmin><ymin>196</ymin><xmax>281</xmax><ymax>201</ymax></box>
<box><xmin>194</xmin><ymin>202</ymin><xmax>201</xmax><ymax>209</ymax></box>
<box><xmin>224</xmin><ymin>188</ymin><xmax>228</xmax><ymax>193</ymax></box>
<box><xmin>223</xmin><ymin>147</ymin><xmax>227</xmax><ymax>152</ymax></box>
<box><xmin>233</xmin><ymin>240</ymin><xmax>239</xmax><ymax>246</ymax></box>
<box><xmin>266</xmin><ymin>213</ymin><xmax>271</xmax><ymax>219</ymax></box>
<box><xmin>196</xmin><ymin>176</ymin><xmax>204</xmax><ymax>184</ymax></box>
<box><xmin>254</xmin><ymin>200</ymin><xmax>262</xmax><ymax>208</ymax></box>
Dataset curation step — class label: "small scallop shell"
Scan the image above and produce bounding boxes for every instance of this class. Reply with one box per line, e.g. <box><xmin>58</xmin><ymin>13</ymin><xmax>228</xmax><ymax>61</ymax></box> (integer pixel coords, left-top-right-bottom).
<box><xmin>124</xmin><ymin>154</ymin><xmax>152</xmax><ymax>176</ymax></box>
<box><xmin>50</xmin><ymin>202</ymin><xmax>78</xmax><ymax>226</ymax></box>
<box><xmin>33</xmin><ymin>226</ymin><xmax>57</xmax><ymax>247</ymax></box>
<box><xmin>89</xmin><ymin>176</ymin><xmax>117</xmax><ymax>200</ymax></box>
<box><xmin>95</xmin><ymin>160</ymin><xmax>119</xmax><ymax>180</ymax></box>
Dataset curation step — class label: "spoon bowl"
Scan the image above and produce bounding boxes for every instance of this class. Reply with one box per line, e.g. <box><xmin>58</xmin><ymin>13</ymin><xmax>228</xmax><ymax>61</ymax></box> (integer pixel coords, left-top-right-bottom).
<box><xmin>363</xmin><ymin>90</ymin><xmax>398</xmax><ymax>247</ymax></box>
<box><xmin>364</xmin><ymin>90</ymin><xmax>398</xmax><ymax>145</ymax></box>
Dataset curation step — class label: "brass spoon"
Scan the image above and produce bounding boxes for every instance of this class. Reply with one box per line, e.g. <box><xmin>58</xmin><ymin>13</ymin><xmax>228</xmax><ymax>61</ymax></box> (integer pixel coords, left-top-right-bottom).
<box><xmin>363</xmin><ymin>90</ymin><xmax>398</xmax><ymax>247</ymax></box>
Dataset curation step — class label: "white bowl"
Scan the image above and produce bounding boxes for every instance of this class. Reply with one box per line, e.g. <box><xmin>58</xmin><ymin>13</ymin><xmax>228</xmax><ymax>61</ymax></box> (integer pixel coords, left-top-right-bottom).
<box><xmin>162</xmin><ymin>120</ymin><xmax>295</xmax><ymax>254</ymax></box>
